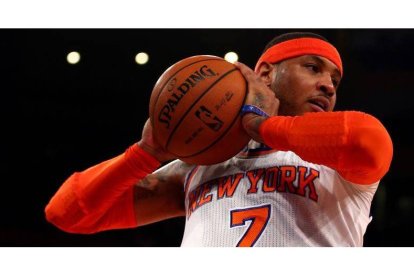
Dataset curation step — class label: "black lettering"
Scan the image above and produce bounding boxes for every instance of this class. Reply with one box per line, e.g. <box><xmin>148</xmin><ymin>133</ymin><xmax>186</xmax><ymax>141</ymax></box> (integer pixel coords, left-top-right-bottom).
<box><xmin>186</xmin><ymin>77</ymin><xmax>195</xmax><ymax>87</ymax></box>
<box><xmin>158</xmin><ymin>105</ymin><xmax>172</xmax><ymax>128</ymax></box>
<box><xmin>177</xmin><ymin>82</ymin><xmax>190</xmax><ymax>94</ymax></box>
<box><xmin>200</xmin><ymin>65</ymin><xmax>217</xmax><ymax>77</ymax></box>
<box><xmin>189</xmin><ymin>71</ymin><xmax>205</xmax><ymax>85</ymax></box>
<box><xmin>167</xmin><ymin>98</ymin><xmax>179</xmax><ymax>112</ymax></box>
<box><xmin>171</xmin><ymin>92</ymin><xmax>184</xmax><ymax>102</ymax></box>
<box><xmin>158</xmin><ymin>66</ymin><xmax>218</xmax><ymax>131</ymax></box>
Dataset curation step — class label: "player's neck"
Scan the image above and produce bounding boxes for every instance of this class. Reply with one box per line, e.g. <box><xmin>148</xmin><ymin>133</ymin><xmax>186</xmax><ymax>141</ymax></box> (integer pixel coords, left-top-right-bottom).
<box><xmin>236</xmin><ymin>140</ymin><xmax>278</xmax><ymax>158</ymax></box>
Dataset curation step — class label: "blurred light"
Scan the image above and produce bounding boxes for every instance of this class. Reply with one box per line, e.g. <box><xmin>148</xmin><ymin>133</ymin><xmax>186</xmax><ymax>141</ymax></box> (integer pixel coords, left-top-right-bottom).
<box><xmin>67</xmin><ymin>51</ymin><xmax>81</xmax><ymax>64</ymax></box>
<box><xmin>135</xmin><ymin>52</ymin><xmax>149</xmax><ymax>65</ymax></box>
<box><xmin>224</xmin><ymin>52</ymin><xmax>238</xmax><ymax>63</ymax></box>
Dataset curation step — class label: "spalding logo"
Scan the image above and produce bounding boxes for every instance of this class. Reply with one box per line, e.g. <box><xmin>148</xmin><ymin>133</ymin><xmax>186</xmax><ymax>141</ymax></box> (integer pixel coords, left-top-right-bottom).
<box><xmin>158</xmin><ymin>65</ymin><xmax>218</xmax><ymax>129</ymax></box>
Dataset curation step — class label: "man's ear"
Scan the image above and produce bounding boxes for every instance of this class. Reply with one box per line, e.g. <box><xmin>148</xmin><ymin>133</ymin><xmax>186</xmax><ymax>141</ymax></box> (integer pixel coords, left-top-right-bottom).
<box><xmin>256</xmin><ymin>62</ymin><xmax>275</xmax><ymax>87</ymax></box>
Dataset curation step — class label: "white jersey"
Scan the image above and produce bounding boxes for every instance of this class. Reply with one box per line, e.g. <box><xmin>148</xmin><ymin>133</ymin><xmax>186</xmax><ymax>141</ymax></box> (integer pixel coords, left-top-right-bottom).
<box><xmin>161</xmin><ymin>142</ymin><xmax>379</xmax><ymax>247</ymax></box>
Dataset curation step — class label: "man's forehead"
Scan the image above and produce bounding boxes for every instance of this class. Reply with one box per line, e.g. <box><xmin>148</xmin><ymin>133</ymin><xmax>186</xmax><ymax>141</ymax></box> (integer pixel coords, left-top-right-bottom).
<box><xmin>296</xmin><ymin>55</ymin><xmax>341</xmax><ymax>77</ymax></box>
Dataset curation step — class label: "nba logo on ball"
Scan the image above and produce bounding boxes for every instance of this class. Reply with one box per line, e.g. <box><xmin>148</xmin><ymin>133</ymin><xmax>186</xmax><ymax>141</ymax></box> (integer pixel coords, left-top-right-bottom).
<box><xmin>195</xmin><ymin>106</ymin><xmax>223</xmax><ymax>132</ymax></box>
<box><xmin>149</xmin><ymin>55</ymin><xmax>251</xmax><ymax>165</ymax></box>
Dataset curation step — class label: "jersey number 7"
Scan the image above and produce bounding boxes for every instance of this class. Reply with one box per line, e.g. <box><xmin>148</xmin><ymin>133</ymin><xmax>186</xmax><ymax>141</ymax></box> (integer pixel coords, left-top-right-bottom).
<box><xmin>230</xmin><ymin>204</ymin><xmax>271</xmax><ymax>247</ymax></box>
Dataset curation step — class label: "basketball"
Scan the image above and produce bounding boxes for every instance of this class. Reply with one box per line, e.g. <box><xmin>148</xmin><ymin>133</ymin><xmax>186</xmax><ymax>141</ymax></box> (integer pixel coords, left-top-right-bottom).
<box><xmin>149</xmin><ymin>55</ymin><xmax>251</xmax><ymax>165</ymax></box>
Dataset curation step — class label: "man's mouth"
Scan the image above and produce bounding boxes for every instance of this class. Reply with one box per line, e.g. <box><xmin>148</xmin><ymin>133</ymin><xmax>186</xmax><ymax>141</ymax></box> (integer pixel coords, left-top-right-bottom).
<box><xmin>308</xmin><ymin>98</ymin><xmax>329</xmax><ymax>112</ymax></box>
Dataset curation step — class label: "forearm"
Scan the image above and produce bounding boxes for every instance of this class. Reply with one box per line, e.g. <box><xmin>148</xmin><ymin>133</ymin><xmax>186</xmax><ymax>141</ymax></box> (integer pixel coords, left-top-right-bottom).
<box><xmin>45</xmin><ymin>143</ymin><xmax>160</xmax><ymax>233</ymax></box>
<box><xmin>259</xmin><ymin>111</ymin><xmax>393</xmax><ymax>184</ymax></box>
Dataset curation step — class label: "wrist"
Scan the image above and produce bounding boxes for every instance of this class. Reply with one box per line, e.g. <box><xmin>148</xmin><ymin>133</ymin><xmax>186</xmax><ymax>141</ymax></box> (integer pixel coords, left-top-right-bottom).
<box><xmin>240</xmin><ymin>104</ymin><xmax>270</xmax><ymax>118</ymax></box>
<box><xmin>241</xmin><ymin>114</ymin><xmax>267</xmax><ymax>143</ymax></box>
<box><xmin>240</xmin><ymin>105</ymin><xmax>270</xmax><ymax>143</ymax></box>
<box><xmin>137</xmin><ymin>140</ymin><xmax>173</xmax><ymax>163</ymax></box>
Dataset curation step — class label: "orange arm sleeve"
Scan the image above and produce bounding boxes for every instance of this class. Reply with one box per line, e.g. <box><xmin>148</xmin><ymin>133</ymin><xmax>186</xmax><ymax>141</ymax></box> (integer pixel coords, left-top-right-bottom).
<box><xmin>259</xmin><ymin>111</ymin><xmax>393</xmax><ymax>184</ymax></box>
<box><xmin>45</xmin><ymin>144</ymin><xmax>160</xmax><ymax>234</ymax></box>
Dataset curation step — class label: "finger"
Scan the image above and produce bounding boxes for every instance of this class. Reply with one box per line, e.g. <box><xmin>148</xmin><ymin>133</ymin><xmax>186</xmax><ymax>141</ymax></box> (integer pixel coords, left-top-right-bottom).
<box><xmin>234</xmin><ymin>61</ymin><xmax>257</xmax><ymax>81</ymax></box>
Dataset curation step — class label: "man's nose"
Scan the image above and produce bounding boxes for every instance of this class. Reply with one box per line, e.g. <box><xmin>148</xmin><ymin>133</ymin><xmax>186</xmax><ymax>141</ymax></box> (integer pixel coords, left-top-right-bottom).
<box><xmin>316</xmin><ymin>74</ymin><xmax>336</xmax><ymax>97</ymax></box>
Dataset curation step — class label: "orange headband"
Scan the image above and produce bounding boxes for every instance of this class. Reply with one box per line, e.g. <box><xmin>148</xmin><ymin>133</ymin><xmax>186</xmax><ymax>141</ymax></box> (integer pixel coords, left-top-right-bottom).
<box><xmin>255</xmin><ymin>37</ymin><xmax>343</xmax><ymax>76</ymax></box>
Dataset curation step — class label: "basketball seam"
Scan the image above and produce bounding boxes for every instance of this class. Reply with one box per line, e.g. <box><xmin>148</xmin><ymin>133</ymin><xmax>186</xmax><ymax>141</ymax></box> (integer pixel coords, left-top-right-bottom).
<box><xmin>150</xmin><ymin>57</ymin><xmax>223</xmax><ymax>129</ymax></box>
<box><xmin>166</xmin><ymin>68</ymin><xmax>244</xmax><ymax>156</ymax></box>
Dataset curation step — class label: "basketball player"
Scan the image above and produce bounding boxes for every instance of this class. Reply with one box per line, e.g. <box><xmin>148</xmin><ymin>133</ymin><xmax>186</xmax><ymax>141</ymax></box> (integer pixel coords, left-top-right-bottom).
<box><xmin>45</xmin><ymin>32</ymin><xmax>393</xmax><ymax>246</ymax></box>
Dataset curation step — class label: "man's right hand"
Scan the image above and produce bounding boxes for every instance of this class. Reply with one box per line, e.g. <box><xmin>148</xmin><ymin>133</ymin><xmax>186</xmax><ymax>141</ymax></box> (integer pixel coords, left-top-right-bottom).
<box><xmin>234</xmin><ymin>61</ymin><xmax>280</xmax><ymax>143</ymax></box>
<box><xmin>138</xmin><ymin>119</ymin><xmax>176</xmax><ymax>163</ymax></box>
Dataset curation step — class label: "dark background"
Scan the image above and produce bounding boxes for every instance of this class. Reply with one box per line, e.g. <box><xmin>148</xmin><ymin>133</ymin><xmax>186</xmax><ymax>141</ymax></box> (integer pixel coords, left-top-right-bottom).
<box><xmin>1</xmin><ymin>29</ymin><xmax>413</xmax><ymax>246</ymax></box>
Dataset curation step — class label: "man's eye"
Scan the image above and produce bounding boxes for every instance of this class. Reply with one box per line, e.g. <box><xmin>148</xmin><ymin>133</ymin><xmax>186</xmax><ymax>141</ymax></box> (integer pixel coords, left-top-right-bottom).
<box><xmin>305</xmin><ymin>63</ymin><xmax>319</xmax><ymax>72</ymax></box>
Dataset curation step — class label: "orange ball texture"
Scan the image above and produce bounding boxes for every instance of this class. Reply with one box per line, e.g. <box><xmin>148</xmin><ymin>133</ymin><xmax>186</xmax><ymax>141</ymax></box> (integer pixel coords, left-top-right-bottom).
<box><xmin>149</xmin><ymin>55</ymin><xmax>251</xmax><ymax>165</ymax></box>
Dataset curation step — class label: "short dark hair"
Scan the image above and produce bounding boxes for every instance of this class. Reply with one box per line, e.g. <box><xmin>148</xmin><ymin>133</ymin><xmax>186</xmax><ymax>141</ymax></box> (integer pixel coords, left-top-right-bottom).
<box><xmin>262</xmin><ymin>32</ymin><xmax>329</xmax><ymax>54</ymax></box>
